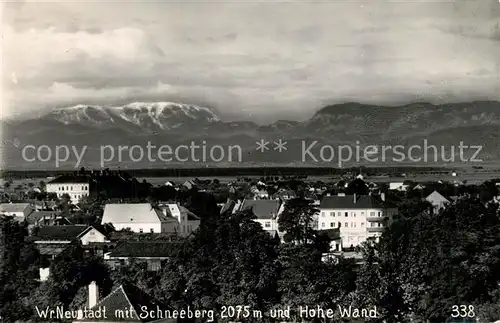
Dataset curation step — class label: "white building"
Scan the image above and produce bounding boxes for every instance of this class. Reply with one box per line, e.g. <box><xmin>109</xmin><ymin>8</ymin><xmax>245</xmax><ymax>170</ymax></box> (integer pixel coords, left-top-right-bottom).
<box><xmin>0</xmin><ymin>203</ymin><xmax>34</xmax><ymax>219</ymax></box>
<box><xmin>46</xmin><ymin>175</ymin><xmax>90</xmax><ymax>204</ymax></box>
<box><xmin>235</xmin><ymin>199</ymin><xmax>285</xmax><ymax>237</ymax></box>
<box><xmin>102</xmin><ymin>203</ymin><xmax>199</xmax><ymax>236</ymax></box>
<box><xmin>389</xmin><ymin>182</ymin><xmax>409</xmax><ymax>191</ymax></box>
<box><xmin>318</xmin><ymin>194</ymin><xmax>397</xmax><ymax>249</ymax></box>
<box><xmin>158</xmin><ymin>202</ymin><xmax>200</xmax><ymax>236</ymax></box>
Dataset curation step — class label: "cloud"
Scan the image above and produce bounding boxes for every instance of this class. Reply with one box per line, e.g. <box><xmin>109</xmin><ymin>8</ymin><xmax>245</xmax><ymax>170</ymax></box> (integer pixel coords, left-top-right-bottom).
<box><xmin>2</xmin><ymin>0</ymin><xmax>500</xmax><ymax>122</ymax></box>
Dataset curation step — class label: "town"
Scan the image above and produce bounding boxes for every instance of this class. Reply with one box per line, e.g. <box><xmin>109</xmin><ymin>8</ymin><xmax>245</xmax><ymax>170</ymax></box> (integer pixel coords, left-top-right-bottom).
<box><xmin>1</xmin><ymin>167</ymin><xmax>500</xmax><ymax>322</ymax></box>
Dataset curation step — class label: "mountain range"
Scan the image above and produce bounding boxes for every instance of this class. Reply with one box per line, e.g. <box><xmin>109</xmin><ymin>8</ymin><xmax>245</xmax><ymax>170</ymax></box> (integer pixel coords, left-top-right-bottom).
<box><xmin>2</xmin><ymin>101</ymin><xmax>499</xmax><ymax>169</ymax></box>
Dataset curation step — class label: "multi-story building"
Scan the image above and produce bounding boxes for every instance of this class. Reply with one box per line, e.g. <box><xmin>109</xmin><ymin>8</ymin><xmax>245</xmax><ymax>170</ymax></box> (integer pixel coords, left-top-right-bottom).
<box><xmin>318</xmin><ymin>193</ymin><xmax>397</xmax><ymax>249</ymax></box>
<box><xmin>46</xmin><ymin>175</ymin><xmax>90</xmax><ymax>204</ymax></box>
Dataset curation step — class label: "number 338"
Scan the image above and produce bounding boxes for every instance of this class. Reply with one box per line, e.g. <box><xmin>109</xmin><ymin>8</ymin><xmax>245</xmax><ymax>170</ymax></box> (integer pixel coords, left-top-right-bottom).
<box><xmin>451</xmin><ymin>305</ymin><xmax>475</xmax><ymax>318</ymax></box>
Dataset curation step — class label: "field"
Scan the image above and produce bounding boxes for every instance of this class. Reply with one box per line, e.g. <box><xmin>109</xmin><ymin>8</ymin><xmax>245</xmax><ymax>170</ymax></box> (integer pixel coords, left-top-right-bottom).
<box><xmin>138</xmin><ymin>170</ymin><xmax>500</xmax><ymax>186</ymax></box>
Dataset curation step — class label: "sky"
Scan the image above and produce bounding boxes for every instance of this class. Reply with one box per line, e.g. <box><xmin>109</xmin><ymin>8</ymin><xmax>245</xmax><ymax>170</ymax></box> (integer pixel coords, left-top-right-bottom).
<box><xmin>2</xmin><ymin>0</ymin><xmax>500</xmax><ymax>123</ymax></box>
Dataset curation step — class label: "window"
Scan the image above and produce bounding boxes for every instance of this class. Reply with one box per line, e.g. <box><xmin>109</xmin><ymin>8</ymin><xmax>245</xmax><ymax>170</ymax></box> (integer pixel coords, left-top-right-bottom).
<box><xmin>71</xmin><ymin>186</ymin><xmax>73</xmax><ymax>190</ymax></box>
<box><xmin>371</xmin><ymin>222</ymin><xmax>376</xmax><ymax>227</ymax></box>
<box><xmin>344</xmin><ymin>222</ymin><xmax>348</xmax><ymax>227</ymax></box>
<box><xmin>353</xmin><ymin>222</ymin><xmax>356</xmax><ymax>228</ymax></box>
<box><xmin>361</xmin><ymin>212</ymin><xmax>365</xmax><ymax>216</ymax></box>
<box><xmin>338</xmin><ymin>222</ymin><xmax>341</xmax><ymax>228</ymax></box>
<box><xmin>330</xmin><ymin>212</ymin><xmax>334</xmax><ymax>216</ymax></box>
<box><xmin>265</xmin><ymin>222</ymin><xmax>271</xmax><ymax>228</ymax></box>
<box><xmin>150</xmin><ymin>228</ymin><xmax>154</xmax><ymax>233</ymax></box>
<box><xmin>378</xmin><ymin>223</ymin><xmax>382</xmax><ymax>227</ymax></box>
<box><xmin>321</xmin><ymin>222</ymin><xmax>325</xmax><ymax>228</ymax></box>
<box><xmin>352</xmin><ymin>212</ymin><xmax>355</xmax><ymax>217</ymax></box>
<box><xmin>330</xmin><ymin>222</ymin><xmax>334</xmax><ymax>228</ymax></box>
<box><xmin>361</xmin><ymin>223</ymin><xmax>364</xmax><ymax>227</ymax></box>
<box><xmin>378</xmin><ymin>212</ymin><xmax>382</xmax><ymax>217</ymax></box>
<box><xmin>321</xmin><ymin>212</ymin><xmax>325</xmax><ymax>217</ymax></box>
<box><xmin>345</xmin><ymin>212</ymin><xmax>348</xmax><ymax>217</ymax></box>
<box><xmin>90</xmin><ymin>231</ymin><xmax>95</xmax><ymax>235</ymax></box>
<box><xmin>139</xmin><ymin>229</ymin><xmax>143</xmax><ymax>233</ymax></box>
<box><xmin>62</xmin><ymin>187</ymin><xmax>64</xmax><ymax>191</ymax></box>
<box><xmin>370</xmin><ymin>212</ymin><xmax>375</xmax><ymax>217</ymax></box>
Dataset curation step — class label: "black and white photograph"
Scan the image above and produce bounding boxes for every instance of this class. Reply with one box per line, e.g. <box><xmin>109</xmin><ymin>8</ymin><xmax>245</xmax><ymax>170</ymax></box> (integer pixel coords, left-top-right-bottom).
<box><xmin>1</xmin><ymin>0</ymin><xmax>500</xmax><ymax>322</ymax></box>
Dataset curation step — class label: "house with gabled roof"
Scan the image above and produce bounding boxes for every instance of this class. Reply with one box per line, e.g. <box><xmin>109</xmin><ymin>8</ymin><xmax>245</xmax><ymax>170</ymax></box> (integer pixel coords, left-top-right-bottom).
<box><xmin>26</xmin><ymin>210</ymin><xmax>73</xmax><ymax>229</ymax></box>
<box><xmin>102</xmin><ymin>203</ymin><xmax>178</xmax><ymax>234</ymax></box>
<box><xmin>236</xmin><ymin>199</ymin><xmax>285</xmax><ymax>235</ymax></box>
<box><xmin>158</xmin><ymin>203</ymin><xmax>200</xmax><ymax>237</ymax></box>
<box><xmin>425</xmin><ymin>190</ymin><xmax>451</xmax><ymax>212</ymax></box>
<box><xmin>33</xmin><ymin>225</ymin><xmax>108</xmax><ymax>246</ymax></box>
<box><xmin>0</xmin><ymin>202</ymin><xmax>35</xmax><ymax>220</ymax></box>
<box><xmin>72</xmin><ymin>282</ymin><xmax>176</xmax><ymax>322</ymax></box>
<box><xmin>102</xmin><ymin>203</ymin><xmax>199</xmax><ymax>237</ymax></box>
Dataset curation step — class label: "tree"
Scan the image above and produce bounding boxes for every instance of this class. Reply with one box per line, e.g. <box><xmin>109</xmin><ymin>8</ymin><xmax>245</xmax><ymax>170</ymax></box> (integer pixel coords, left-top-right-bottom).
<box><xmin>156</xmin><ymin>209</ymin><xmax>280</xmax><ymax>321</ymax></box>
<box><xmin>346</xmin><ymin>178</ymin><xmax>369</xmax><ymax>195</ymax></box>
<box><xmin>278</xmin><ymin>198</ymin><xmax>318</xmax><ymax>244</ymax></box>
<box><xmin>30</xmin><ymin>245</ymin><xmax>113</xmax><ymax>316</ymax></box>
<box><xmin>355</xmin><ymin>196</ymin><xmax>500</xmax><ymax>322</ymax></box>
<box><xmin>39</xmin><ymin>180</ymin><xmax>46</xmax><ymax>191</ymax></box>
<box><xmin>0</xmin><ymin>218</ymin><xmax>40</xmax><ymax>321</ymax></box>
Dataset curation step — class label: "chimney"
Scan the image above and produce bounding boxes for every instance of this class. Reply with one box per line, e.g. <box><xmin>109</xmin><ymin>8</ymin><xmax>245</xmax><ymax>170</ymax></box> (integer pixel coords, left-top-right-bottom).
<box><xmin>381</xmin><ymin>192</ymin><xmax>386</xmax><ymax>202</ymax></box>
<box><xmin>353</xmin><ymin>193</ymin><xmax>357</xmax><ymax>203</ymax></box>
<box><xmin>88</xmin><ymin>281</ymin><xmax>99</xmax><ymax>308</ymax></box>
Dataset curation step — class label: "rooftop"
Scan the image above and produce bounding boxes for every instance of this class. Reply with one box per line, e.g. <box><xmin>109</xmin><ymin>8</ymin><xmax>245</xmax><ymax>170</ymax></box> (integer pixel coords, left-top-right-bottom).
<box><xmin>48</xmin><ymin>175</ymin><xmax>90</xmax><ymax>184</ymax></box>
<box><xmin>240</xmin><ymin>199</ymin><xmax>281</xmax><ymax>219</ymax></box>
<box><xmin>76</xmin><ymin>283</ymin><xmax>175</xmax><ymax>322</ymax></box>
<box><xmin>33</xmin><ymin>225</ymin><xmax>91</xmax><ymax>241</ymax></box>
<box><xmin>102</xmin><ymin>203</ymin><xmax>176</xmax><ymax>224</ymax></box>
<box><xmin>108</xmin><ymin>241</ymin><xmax>180</xmax><ymax>258</ymax></box>
<box><xmin>320</xmin><ymin>195</ymin><xmax>387</xmax><ymax>209</ymax></box>
<box><xmin>0</xmin><ymin>203</ymin><xmax>32</xmax><ymax>213</ymax></box>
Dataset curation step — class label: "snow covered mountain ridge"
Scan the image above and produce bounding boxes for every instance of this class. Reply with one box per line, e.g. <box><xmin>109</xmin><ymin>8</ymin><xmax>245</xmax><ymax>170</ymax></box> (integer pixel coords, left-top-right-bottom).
<box><xmin>48</xmin><ymin>101</ymin><xmax>221</xmax><ymax>131</ymax></box>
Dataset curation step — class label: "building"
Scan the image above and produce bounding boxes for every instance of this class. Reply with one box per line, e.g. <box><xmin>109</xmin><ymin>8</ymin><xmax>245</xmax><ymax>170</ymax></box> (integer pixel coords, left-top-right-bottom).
<box><xmin>46</xmin><ymin>175</ymin><xmax>90</xmax><ymax>204</ymax></box>
<box><xmin>389</xmin><ymin>182</ymin><xmax>409</xmax><ymax>191</ymax></box>
<box><xmin>102</xmin><ymin>203</ymin><xmax>177</xmax><ymax>234</ymax></box>
<box><xmin>425</xmin><ymin>190</ymin><xmax>450</xmax><ymax>212</ymax></box>
<box><xmin>26</xmin><ymin>210</ymin><xmax>73</xmax><ymax>230</ymax></box>
<box><xmin>0</xmin><ymin>202</ymin><xmax>35</xmax><ymax>220</ymax></box>
<box><xmin>272</xmin><ymin>188</ymin><xmax>297</xmax><ymax>201</ymax></box>
<box><xmin>73</xmin><ymin>282</ymin><xmax>176</xmax><ymax>322</ymax></box>
<box><xmin>104</xmin><ymin>241</ymin><xmax>178</xmax><ymax>271</ymax></box>
<box><xmin>158</xmin><ymin>203</ymin><xmax>200</xmax><ymax>236</ymax></box>
<box><xmin>33</xmin><ymin>225</ymin><xmax>107</xmax><ymax>246</ymax></box>
<box><xmin>237</xmin><ymin>199</ymin><xmax>285</xmax><ymax>236</ymax></box>
<box><xmin>102</xmin><ymin>203</ymin><xmax>199</xmax><ymax>236</ymax></box>
<box><xmin>183</xmin><ymin>180</ymin><xmax>196</xmax><ymax>190</ymax></box>
<box><xmin>318</xmin><ymin>194</ymin><xmax>397</xmax><ymax>249</ymax></box>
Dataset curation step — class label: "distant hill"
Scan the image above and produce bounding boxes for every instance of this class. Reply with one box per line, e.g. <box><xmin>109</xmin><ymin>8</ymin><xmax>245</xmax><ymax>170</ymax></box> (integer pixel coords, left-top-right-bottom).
<box><xmin>2</xmin><ymin>100</ymin><xmax>499</xmax><ymax>169</ymax></box>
